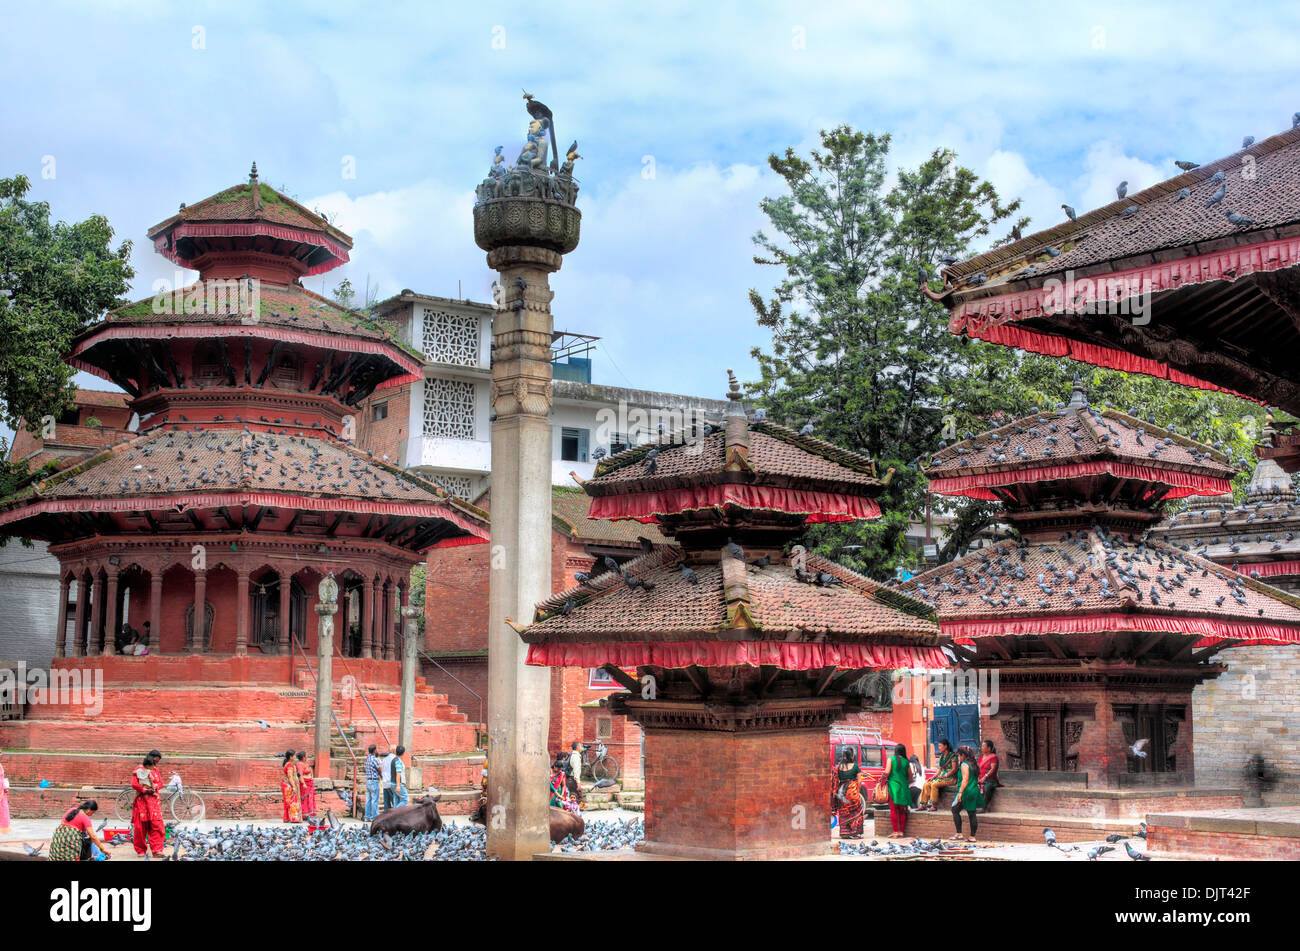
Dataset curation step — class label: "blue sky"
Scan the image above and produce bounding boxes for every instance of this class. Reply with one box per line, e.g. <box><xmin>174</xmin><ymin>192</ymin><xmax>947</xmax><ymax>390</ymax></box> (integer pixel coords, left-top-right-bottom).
<box><xmin>4</xmin><ymin>0</ymin><xmax>1299</xmax><ymax>415</ymax></box>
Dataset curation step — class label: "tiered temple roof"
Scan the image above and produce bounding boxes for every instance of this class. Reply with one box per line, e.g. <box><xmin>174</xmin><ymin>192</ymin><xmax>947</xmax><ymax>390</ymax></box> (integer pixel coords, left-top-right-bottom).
<box><xmin>934</xmin><ymin>125</ymin><xmax>1300</xmax><ymax>414</ymax></box>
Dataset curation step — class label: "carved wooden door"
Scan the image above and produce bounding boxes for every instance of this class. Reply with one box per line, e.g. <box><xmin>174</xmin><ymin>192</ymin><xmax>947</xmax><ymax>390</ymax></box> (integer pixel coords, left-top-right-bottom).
<box><xmin>1032</xmin><ymin>715</ymin><xmax>1053</xmax><ymax>770</ymax></box>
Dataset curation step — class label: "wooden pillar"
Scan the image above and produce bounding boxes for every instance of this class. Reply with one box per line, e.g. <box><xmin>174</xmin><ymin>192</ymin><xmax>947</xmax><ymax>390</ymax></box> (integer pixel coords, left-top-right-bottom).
<box><xmin>384</xmin><ymin>580</ymin><xmax>396</xmax><ymax>661</ymax></box>
<box><xmin>191</xmin><ymin>569</ymin><xmax>207</xmax><ymax>652</ymax></box>
<box><xmin>149</xmin><ymin>571</ymin><xmax>163</xmax><ymax>655</ymax></box>
<box><xmin>314</xmin><ymin>575</ymin><xmax>339</xmax><ymax>784</ymax></box>
<box><xmin>104</xmin><ymin>572</ymin><xmax>119</xmax><ymax>657</ymax></box>
<box><xmin>55</xmin><ymin>574</ymin><xmax>71</xmax><ymax>659</ymax></box>
<box><xmin>88</xmin><ymin>571</ymin><xmax>105</xmax><ymax>657</ymax></box>
<box><xmin>235</xmin><ymin>568</ymin><xmax>250</xmax><ymax>656</ymax></box>
<box><xmin>366</xmin><ymin>576</ymin><xmax>380</xmax><ymax>660</ymax></box>
<box><xmin>278</xmin><ymin>569</ymin><xmax>292</xmax><ymax>655</ymax></box>
<box><xmin>71</xmin><ymin>571</ymin><xmax>88</xmax><ymax>658</ymax></box>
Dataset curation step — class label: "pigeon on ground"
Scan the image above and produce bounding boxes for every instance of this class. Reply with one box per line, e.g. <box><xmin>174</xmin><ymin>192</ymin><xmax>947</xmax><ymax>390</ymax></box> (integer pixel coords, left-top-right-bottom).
<box><xmin>1125</xmin><ymin>840</ymin><xmax>1151</xmax><ymax>861</ymax></box>
<box><xmin>1105</xmin><ymin>833</ymin><xmax>1128</xmax><ymax>843</ymax></box>
<box><xmin>1043</xmin><ymin>828</ymin><xmax>1058</xmax><ymax>848</ymax></box>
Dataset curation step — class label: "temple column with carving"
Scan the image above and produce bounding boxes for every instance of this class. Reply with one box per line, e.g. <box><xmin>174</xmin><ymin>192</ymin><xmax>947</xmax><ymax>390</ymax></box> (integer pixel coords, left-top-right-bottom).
<box><xmin>314</xmin><ymin>575</ymin><xmax>339</xmax><ymax>782</ymax></box>
<box><xmin>192</xmin><ymin>569</ymin><xmax>207</xmax><ymax>652</ymax></box>
<box><xmin>278</xmin><ymin>569</ymin><xmax>292</xmax><ymax>655</ymax></box>
<box><xmin>149</xmin><ymin>570</ymin><xmax>163</xmax><ymax>655</ymax></box>
<box><xmin>398</xmin><ymin>603</ymin><xmax>419</xmax><ymax>753</ymax></box>
<box><xmin>366</xmin><ymin>576</ymin><xmax>379</xmax><ymax>660</ymax></box>
<box><xmin>70</xmin><ymin>571</ymin><xmax>87</xmax><ymax>658</ymax></box>
<box><xmin>104</xmin><ymin>572</ymin><xmax>119</xmax><ymax>657</ymax></box>
<box><xmin>88</xmin><ymin>571</ymin><xmax>105</xmax><ymax>657</ymax></box>
<box><xmin>55</xmin><ymin>574</ymin><xmax>70</xmax><ymax>659</ymax></box>
<box><xmin>235</xmin><ymin>569</ymin><xmax>249</xmax><ymax>656</ymax></box>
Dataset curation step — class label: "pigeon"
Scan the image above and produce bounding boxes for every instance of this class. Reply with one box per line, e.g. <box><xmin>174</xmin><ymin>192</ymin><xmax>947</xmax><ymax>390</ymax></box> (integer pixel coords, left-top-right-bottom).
<box><xmin>1105</xmin><ymin>833</ymin><xmax>1128</xmax><ymax>843</ymax></box>
<box><xmin>1044</xmin><ymin>247</ymin><xmax>1061</xmax><ymax>257</ymax></box>
<box><xmin>1226</xmin><ymin>210</ymin><xmax>1253</xmax><ymax>227</ymax></box>
<box><xmin>1242</xmin><ymin>135</ymin><xmax>1255</xmax><ymax>149</ymax></box>
<box><xmin>1087</xmin><ymin>845</ymin><xmax>1115</xmax><ymax>860</ymax></box>
<box><xmin>22</xmin><ymin>842</ymin><xmax>43</xmax><ymax>857</ymax></box>
<box><xmin>1209</xmin><ymin>169</ymin><xmax>1225</xmax><ymax>183</ymax></box>
<box><xmin>679</xmin><ymin>564</ymin><xmax>699</xmax><ymax>585</ymax></box>
<box><xmin>800</xmin><ymin>422</ymin><xmax>815</xmax><ymax>437</ymax></box>
<box><xmin>1294</xmin><ymin>112</ymin><xmax>1300</xmax><ymax>130</ymax></box>
<box><xmin>1125</xmin><ymin>840</ymin><xmax>1151</xmax><ymax>861</ymax></box>
<box><xmin>637</xmin><ymin>536</ymin><xmax>655</xmax><ymax>553</ymax></box>
<box><xmin>1043</xmin><ymin>827</ymin><xmax>1058</xmax><ymax>847</ymax></box>
<box><xmin>643</xmin><ymin>447</ymin><xmax>659</xmax><ymax>474</ymax></box>
<box><xmin>254</xmin><ymin>719</ymin><xmax>270</xmax><ymax>729</ymax></box>
<box><xmin>1116</xmin><ymin>181</ymin><xmax>1128</xmax><ymax>199</ymax></box>
<box><xmin>725</xmin><ymin>538</ymin><xmax>745</xmax><ymax>561</ymax></box>
<box><xmin>1174</xmin><ymin>160</ymin><xmax>1199</xmax><ymax>171</ymax></box>
<box><xmin>1205</xmin><ymin>184</ymin><xmax>1226</xmax><ymax>208</ymax></box>
<box><xmin>1128</xmin><ymin>738</ymin><xmax>1150</xmax><ymax>759</ymax></box>
<box><xmin>1118</xmin><ymin>205</ymin><xmax>1140</xmax><ymax>219</ymax></box>
<box><xmin>1061</xmin><ymin>203</ymin><xmax>1076</xmax><ymax>221</ymax></box>
<box><xmin>749</xmin><ymin>554</ymin><xmax>771</xmax><ymax>570</ymax></box>
<box><xmin>1175</xmin><ymin>187</ymin><xmax>1190</xmax><ymax>201</ymax></box>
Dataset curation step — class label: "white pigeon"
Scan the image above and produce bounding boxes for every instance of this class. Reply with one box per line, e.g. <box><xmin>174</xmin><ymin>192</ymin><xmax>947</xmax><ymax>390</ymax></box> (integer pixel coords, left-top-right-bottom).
<box><xmin>1129</xmin><ymin>738</ymin><xmax>1150</xmax><ymax>759</ymax></box>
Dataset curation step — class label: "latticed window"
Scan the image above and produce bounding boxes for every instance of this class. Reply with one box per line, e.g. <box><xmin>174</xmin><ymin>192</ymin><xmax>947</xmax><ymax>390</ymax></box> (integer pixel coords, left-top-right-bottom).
<box><xmin>421</xmin><ymin>308</ymin><xmax>480</xmax><ymax>366</ymax></box>
<box><xmin>422</xmin><ymin>377</ymin><xmax>476</xmax><ymax>439</ymax></box>
<box><xmin>431</xmin><ymin>474</ymin><xmax>474</xmax><ymax>499</ymax></box>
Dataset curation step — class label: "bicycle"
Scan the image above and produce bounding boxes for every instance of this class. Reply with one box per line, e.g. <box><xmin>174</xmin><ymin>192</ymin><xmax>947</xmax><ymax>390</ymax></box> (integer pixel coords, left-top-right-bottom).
<box><xmin>581</xmin><ymin>740</ymin><xmax>620</xmax><ymax>783</ymax></box>
<box><xmin>115</xmin><ymin>772</ymin><xmax>206</xmax><ymax>823</ymax></box>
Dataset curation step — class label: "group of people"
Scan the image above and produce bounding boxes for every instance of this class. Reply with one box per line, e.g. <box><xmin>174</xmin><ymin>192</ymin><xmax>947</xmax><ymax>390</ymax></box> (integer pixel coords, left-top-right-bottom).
<box><xmin>279</xmin><ymin>750</ymin><xmax>317</xmax><ymax>823</ymax></box>
<box><xmin>362</xmin><ymin>744</ymin><xmax>408</xmax><ymax>822</ymax></box>
<box><xmin>834</xmin><ymin>738</ymin><xmax>1000</xmax><ymax>841</ymax></box>
<box><xmin>549</xmin><ymin>741</ymin><xmax>584</xmax><ymax>815</ymax></box>
<box><xmin>47</xmin><ymin>748</ymin><xmax>170</xmax><ymax>861</ymax></box>
<box><xmin>113</xmin><ymin>621</ymin><xmax>152</xmax><ymax>656</ymax></box>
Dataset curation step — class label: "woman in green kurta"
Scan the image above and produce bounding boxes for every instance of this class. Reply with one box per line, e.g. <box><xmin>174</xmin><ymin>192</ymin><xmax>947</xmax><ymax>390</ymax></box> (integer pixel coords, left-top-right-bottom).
<box><xmin>919</xmin><ymin>739</ymin><xmax>956</xmax><ymax>810</ymax></box>
<box><xmin>883</xmin><ymin>743</ymin><xmax>914</xmax><ymax>838</ymax></box>
<box><xmin>951</xmin><ymin>745</ymin><xmax>986</xmax><ymax>841</ymax></box>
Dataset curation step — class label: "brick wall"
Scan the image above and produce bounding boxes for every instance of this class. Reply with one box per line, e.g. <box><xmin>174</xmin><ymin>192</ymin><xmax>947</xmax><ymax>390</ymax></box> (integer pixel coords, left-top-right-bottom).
<box><xmin>357</xmin><ymin>383</ymin><xmax>410</xmax><ymax>463</ymax></box>
<box><xmin>1193</xmin><ymin>644</ymin><xmax>1300</xmax><ymax>802</ymax></box>
<box><xmin>641</xmin><ymin>727</ymin><xmax>831</xmax><ymax>859</ymax></box>
<box><xmin>424</xmin><ymin>543</ymin><xmax>490</xmax><ymax>653</ymax></box>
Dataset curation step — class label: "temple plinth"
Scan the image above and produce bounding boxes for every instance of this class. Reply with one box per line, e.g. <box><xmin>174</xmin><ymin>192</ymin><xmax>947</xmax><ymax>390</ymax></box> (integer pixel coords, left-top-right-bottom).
<box><xmin>473</xmin><ymin>97</ymin><xmax>583</xmax><ymax>861</ymax></box>
<box><xmin>515</xmin><ymin>372</ymin><xmax>946</xmax><ymax>859</ymax></box>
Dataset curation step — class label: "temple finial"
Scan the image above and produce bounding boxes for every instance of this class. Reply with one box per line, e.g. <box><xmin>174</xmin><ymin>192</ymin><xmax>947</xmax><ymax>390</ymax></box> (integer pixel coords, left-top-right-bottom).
<box><xmin>250</xmin><ymin>161</ymin><xmax>259</xmax><ymax>185</ymax></box>
<box><xmin>1065</xmin><ymin>375</ymin><xmax>1089</xmax><ymax>411</ymax></box>
<box><xmin>726</xmin><ymin>368</ymin><xmax>742</xmax><ymax>401</ymax></box>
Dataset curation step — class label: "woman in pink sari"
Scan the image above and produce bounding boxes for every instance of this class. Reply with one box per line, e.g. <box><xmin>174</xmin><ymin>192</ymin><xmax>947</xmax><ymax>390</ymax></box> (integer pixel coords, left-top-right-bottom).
<box><xmin>280</xmin><ymin>750</ymin><xmax>302</xmax><ymax>823</ymax></box>
<box><xmin>295</xmin><ymin>751</ymin><xmax>316</xmax><ymax>818</ymax></box>
<box><xmin>0</xmin><ymin>750</ymin><xmax>11</xmax><ymax>836</ymax></box>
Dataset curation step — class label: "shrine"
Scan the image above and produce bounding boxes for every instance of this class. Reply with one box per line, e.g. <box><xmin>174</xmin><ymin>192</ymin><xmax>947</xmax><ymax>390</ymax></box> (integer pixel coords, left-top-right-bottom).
<box><xmin>514</xmin><ymin>373</ymin><xmax>947</xmax><ymax>859</ymax></box>
<box><xmin>0</xmin><ymin>167</ymin><xmax>490</xmax><ymax>818</ymax></box>
<box><xmin>899</xmin><ymin>382</ymin><xmax>1300</xmax><ymax>840</ymax></box>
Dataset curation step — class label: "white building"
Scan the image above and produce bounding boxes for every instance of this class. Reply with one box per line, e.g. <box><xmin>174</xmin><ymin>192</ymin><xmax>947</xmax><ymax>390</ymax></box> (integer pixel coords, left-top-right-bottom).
<box><xmin>364</xmin><ymin>291</ymin><xmax>732</xmax><ymax>499</ymax></box>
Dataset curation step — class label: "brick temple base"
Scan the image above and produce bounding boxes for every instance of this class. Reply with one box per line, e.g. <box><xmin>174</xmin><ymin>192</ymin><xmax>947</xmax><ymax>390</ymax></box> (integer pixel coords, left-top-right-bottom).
<box><xmin>635</xmin><ymin>725</ymin><xmax>832</xmax><ymax>860</ymax></box>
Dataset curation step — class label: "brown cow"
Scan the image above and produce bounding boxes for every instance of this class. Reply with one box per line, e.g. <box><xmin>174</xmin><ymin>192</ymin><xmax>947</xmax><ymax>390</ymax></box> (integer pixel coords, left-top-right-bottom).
<box><xmin>369</xmin><ymin>796</ymin><xmax>443</xmax><ymax>836</ymax></box>
<box><xmin>469</xmin><ymin>797</ymin><xmax>585</xmax><ymax>842</ymax></box>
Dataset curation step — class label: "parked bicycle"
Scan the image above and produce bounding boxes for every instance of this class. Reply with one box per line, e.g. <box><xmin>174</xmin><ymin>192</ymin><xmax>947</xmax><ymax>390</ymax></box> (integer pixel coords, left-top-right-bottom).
<box><xmin>115</xmin><ymin>772</ymin><xmax>206</xmax><ymax>823</ymax></box>
<box><xmin>581</xmin><ymin>740</ymin><xmax>620</xmax><ymax>782</ymax></box>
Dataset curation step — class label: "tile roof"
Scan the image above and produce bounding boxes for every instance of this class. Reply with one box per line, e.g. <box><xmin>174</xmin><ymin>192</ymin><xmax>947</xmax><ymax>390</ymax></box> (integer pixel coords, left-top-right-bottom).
<box><xmin>550</xmin><ymin>487</ymin><xmax>668</xmax><ymax>546</ymax></box>
<box><xmin>923</xmin><ymin>394</ymin><xmax>1233</xmax><ymax>493</ymax></box>
<box><xmin>943</xmin><ymin>127</ymin><xmax>1300</xmax><ymax>295</ymax></box>
<box><xmin>520</xmin><ymin>547</ymin><xmax>940</xmax><ymax>646</ymax></box>
<box><xmin>147</xmin><ymin>181</ymin><xmax>352</xmax><ymax>249</ymax></box>
<box><xmin>586</xmin><ymin>420</ymin><xmax>884</xmax><ymax>495</ymax></box>
<box><xmin>899</xmin><ymin>528</ymin><xmax>1300</xmax><ymax>633</ymax></box>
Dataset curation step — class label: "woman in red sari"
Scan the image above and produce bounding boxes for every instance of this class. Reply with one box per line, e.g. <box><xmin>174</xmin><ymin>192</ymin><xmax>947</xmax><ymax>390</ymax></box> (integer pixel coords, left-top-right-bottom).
<box><xmin>295</xmin><ymin>751</ymin><xmax>316</xmax><ymax>818</ymax></box>
<box><xmin>130</xmin><ymin>754</ymin><xmax>165</xmax><ymax>857</ymax></box>
<box><xmin>280</xmin><ymin>750</ymin><xmax>302</xmax><ymax>823</ymax></box>
<box><xmin>832</xmin><ymin>748</ymin><xmax>864</xmax><ymax>839</ymax></box>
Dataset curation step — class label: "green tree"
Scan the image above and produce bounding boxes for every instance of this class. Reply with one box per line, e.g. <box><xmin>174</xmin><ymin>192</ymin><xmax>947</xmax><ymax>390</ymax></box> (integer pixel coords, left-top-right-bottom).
<box><xmin>0</xmin><ymin>174</ymin><xmax>133</xmax><ymax>495</ymax></box>
<box><xmin>747</xmin><ymin>127</ymin><xmax>1018</xmax><ymax>576</ymax></box>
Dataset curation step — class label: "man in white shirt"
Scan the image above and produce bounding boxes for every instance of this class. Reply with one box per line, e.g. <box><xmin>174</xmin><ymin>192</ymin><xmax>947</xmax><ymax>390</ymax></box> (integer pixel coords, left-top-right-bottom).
<box><xmin>381</xmin><ymin>749</ymin><xmax>397</xmax><ymax>811</ymax></box>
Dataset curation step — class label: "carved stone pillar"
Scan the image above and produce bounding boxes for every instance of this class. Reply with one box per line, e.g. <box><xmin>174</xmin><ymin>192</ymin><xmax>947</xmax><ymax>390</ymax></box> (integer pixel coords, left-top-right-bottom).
<box><xmin>191</xmin><ymin>569</ymin><xmax>207</xmax><ymax>652</ymax></box>
<box><xmin>149</xmin><ymin>570</ymin><xmax>163</xmax><ymax>655</ymax></box>
<box><xmin>398</xmin><ymin>603</ymin><xmax>419</xmax><ymax>753</ymax></box>
<box><xmin>88</xmin><ymin>571</ymin><xmax>105</xmax><ymax>657</ymax></box>
<box><xmin>278</xmin><ymin>569</ymin><xmax>292</xmax><ymax>655</ymax></box>
<box><xmin>235</xmin><ymin>569</ymin><xmax>250</xmax><ymax>656</ymax></box>
<box><xmin>55</xmin><ymin>574</ymin><xmax>70</xmax><ymax>659</ymax></box>
<box><xmin>104</xmin><ymin>572</ymin><xmax>119</xmax><ymax>657</ymax></box>
<box><xmin>71</xmin><ymin>571</ymin><xmax>88</xmax><ymax>658</ymax></box>
<box><xmin>314</xmin><ymin>574</ymin><xmax>339</xmax><ymax>784</ymax></box>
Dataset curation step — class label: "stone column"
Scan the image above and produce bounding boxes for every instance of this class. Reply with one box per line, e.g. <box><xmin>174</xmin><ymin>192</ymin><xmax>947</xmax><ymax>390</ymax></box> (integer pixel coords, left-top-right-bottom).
<box><xmin>383</xmin><ymin>580</ymin><xmax>395</xmax><ymax>661</ymax></box>
<box><xmin>235</xmin><ymin>569</ymin><xmax>249</xmax><ymax>655</ymax></box>
<box><xmin>314</xmin><ymin>575</ymin><xmax>339</xmax><ymax>782</ymax></box>
<box><xmin>486</xmin><ymin>244</ymin><xmax>566</xmax><ymax>861</ymax></box>
<box><xmin>55</xmin><ymin>574</ymin><xmax>70</xmax><ymax>659</ymax></box>
<box><xmin>364</xmin><ymin>577</ymin><xmax>379</xmax><ymax>660</ymax></box>
<box><xmin>149</xmin><ymin>571</ymin><xmax>162</xmax><ymax>655</ymax></box>
<box><xmin>278</xmin><ymin>570</ymin><xmax>292</xmax><ymax>655</ymax></box>
<box><xmin>104</xmin><ymin>572</ymin><xmax>119</xmax><ymax>657</ymax></box>
<box><xmin>88</xmin><ymin>571</ymin><xmax>105</xmax><ymax>657</ymax></box>
<box><xmin>71</xmin><ymin>572</ymin><xmax>87</xmax><ymax>658</ymax></box>
<box><xmin>398</xmin><ymin>604</ymin><xmax>419</xmax><ymax>753</ymax></box>
<box><xmin>191</xmin><ymin>569</ymin><xmax>206</xmax><ymax>652</ymax></box>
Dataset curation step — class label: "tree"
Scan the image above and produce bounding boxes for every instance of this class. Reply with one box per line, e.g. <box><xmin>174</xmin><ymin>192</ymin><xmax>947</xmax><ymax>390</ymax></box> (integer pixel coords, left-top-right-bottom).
<box><xmin>747</xmin><ymin>127</ymin><xmax>1018</xmax><ymax>576</ymax></box>
<box><xmin>0</xmin><ymin>174</ymin><xmax>133</xmax><ymax>497</ymax></box>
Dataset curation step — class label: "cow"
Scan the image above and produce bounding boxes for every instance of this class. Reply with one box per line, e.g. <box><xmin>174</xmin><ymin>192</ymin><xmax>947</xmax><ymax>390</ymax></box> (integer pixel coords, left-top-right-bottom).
<box><xmin>469</xmin><ymin>796</ymin><xmax>585</xmax><ymax>842</ymax></box>
<box><xmin>368</xmin><ymin>796</ymin><xmax>443</xmax><ymax>836</ymax></box>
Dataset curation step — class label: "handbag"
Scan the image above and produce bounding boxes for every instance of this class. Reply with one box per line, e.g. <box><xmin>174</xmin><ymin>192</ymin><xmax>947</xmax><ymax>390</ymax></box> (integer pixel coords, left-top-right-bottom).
<box><xmin>871</xmin><ymin>778</ymin><xmax>889</xmax><ymax>804</ymax></box>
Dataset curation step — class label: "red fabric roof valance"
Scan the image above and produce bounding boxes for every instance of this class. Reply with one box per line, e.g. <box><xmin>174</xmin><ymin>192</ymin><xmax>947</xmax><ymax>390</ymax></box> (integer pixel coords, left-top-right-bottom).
<box><xmin>927</xmin><ymin>461</ymin><xmax>1233</xmax><ymax>500</ymax></box>
<box><xmin>526</xmin><ymin>640</ymin><xmax>949</xmax><ymax>670</ymax></box>
<box><xmin>587</xmin><ymin>484</ymin><xmax>882</xmax><ymax>524</ymax></box>
<box><xmin>943</xmin><ymin>612</ymin><xmax>1300</xmax><ymax>647</ymax></box>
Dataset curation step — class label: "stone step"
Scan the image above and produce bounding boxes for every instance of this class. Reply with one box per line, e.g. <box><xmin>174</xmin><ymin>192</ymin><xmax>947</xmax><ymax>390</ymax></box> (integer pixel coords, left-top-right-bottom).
<box><xmin>893</xmin><ymin>807</ymin><xmax>1141</xmax><ymax>844</ymax></box>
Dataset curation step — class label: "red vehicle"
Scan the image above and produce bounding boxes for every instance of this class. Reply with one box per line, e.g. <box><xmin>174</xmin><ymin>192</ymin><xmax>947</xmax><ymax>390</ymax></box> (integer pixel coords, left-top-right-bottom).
<box><xmin>829</xmin><ymin>726</ymin><xmax>935</xmax><ymax>792</ymax></box>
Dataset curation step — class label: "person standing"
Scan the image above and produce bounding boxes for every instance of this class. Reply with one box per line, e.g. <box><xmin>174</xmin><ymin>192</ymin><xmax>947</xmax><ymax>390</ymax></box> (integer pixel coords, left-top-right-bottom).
<box><xmin>381</xmin><ymin>748</ymin><xmax>397</xmax><ymax>811</ymax></box>
<box><xmin>833</xmin><ymin>748</ymin><xmax>864</xmax><ymax>839</ymax></box>
<box><xmin>567</xmin><ymin>741</ymin><xmax>584</xmax><ymax>804</ymax></box>
<box><xmin>951</xmin><ymin>745</ymin><xmax>985</xmax><ymax>841</ymax></box>
<box><xmin>295</xmin><ymin>751</ymin><xmax>316</xmax><ymax>818</ymax></box>
<box><xmin>364</xmin><ymin>745</ymin><xmax>382</xmax><ymax>822</ymax></box>
<box><xmin>280</xmin><ymin>750</ymin><xmax>302</xmax><ymax>823</ymax></box>
<box><xmin>130</xmin><ymin>754</ymin><xmax>165</xmax><ymax>857</ymax></box>
<box><xmin>390</xmin><ymin>746</ymin><xmax>408</xmax><ymax>808</ymax></box>
<box><xmin>978</xmin><ymin>740</ymin><xmax>1000</xmax><ymax>811</ymax></box>
<box><xmin>883</xmin><ymin>743</ymin><xmax>914</xmax><ymax>838</ymax></box>
<box><xmin>0</xmin><ymin>750</ymin><xmax>10</xmax><ymax>837</ymax></box>
<box><xmin>918</xmin><ymin>739</ymin><xmax>957</xmax><ymax>810</ymax></box>
<box><xmin>50</xmin><ymin>800</ymin><xmax>112</xmax><ymax>862</ymax></box>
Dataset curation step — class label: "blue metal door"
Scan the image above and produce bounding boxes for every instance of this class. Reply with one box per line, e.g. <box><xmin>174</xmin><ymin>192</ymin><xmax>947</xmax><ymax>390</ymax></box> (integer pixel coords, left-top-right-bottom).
<box><xmin>931</xmin><ymin>704</ymin><xmax>980</xmax><ymax>757</ymax></box>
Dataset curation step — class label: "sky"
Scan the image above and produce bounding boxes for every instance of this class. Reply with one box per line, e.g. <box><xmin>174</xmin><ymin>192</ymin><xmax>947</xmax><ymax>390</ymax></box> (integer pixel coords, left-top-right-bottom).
<box><xmin>4</xmin><ymin>0</ymin><xmax>1299</xmax><ymax>415</ymax></box>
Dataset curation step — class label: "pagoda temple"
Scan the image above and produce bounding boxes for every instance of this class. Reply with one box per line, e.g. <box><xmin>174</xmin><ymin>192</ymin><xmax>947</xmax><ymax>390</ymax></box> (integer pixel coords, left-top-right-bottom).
<box><xmin>931</xmin><ymin>123</ymin><xmax>1300</xmax><ymax>415</ymax></box>
<box><xmin>0</xmin><ymin>167</ymin><xmax>489</xmax><ymax>818</ymax></box>
<box><xmin>514</xmin><ymin>373</ymin><xmax>946</xmax><ymax>859</ymax></box>
<box><xmin>902</xmin><ymin>383</ymin><xmax>1300</xmax><ymax>833</ymax></box>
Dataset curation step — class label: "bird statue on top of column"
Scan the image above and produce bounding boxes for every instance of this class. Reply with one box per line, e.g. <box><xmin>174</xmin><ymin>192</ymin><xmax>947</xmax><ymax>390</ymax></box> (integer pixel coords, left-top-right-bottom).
<box><xmin>522</xmin><ymin>90</ymin><xmax>560</xmax><ymax>171</ymax></box>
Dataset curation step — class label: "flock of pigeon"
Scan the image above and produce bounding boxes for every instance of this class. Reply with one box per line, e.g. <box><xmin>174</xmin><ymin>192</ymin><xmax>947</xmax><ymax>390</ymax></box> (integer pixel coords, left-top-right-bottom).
<box><xmin>144</xmin><ymin>816</ymin><xmax>645</xmax><ymax>861</ymax></box>
<box><xmin>1043</xmin><ymin>823</ymin><xmax>1151</xmax><ymax>861</ymax></box>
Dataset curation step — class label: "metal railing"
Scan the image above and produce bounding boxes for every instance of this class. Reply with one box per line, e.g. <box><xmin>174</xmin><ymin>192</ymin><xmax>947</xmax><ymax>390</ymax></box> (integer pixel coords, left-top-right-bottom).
<box><xmin>291</xmin><ymin>637</ymin><xmax>359</xmax><ymax>818</ymax></box>
<box><xmin>332</xmin><ymin>642</ymin><xmax>392</xmax><ymax>750</ymax></box>
<box><xmin>394</xmin><ymin>629</ymin><xmax>486</xmax><ymax>750</ymax></box>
